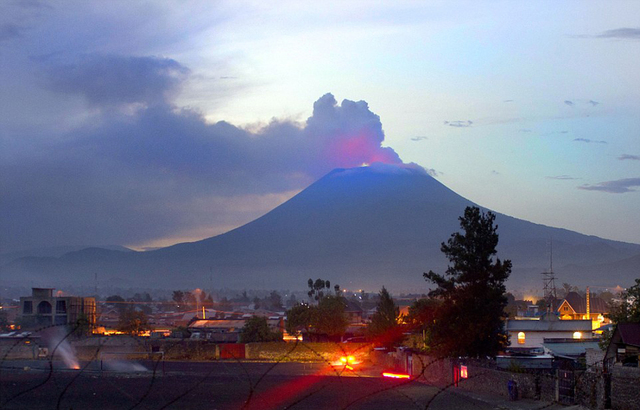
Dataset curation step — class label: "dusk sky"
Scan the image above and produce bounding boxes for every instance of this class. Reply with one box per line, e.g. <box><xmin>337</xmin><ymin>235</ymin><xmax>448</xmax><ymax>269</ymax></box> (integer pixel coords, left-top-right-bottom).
<box><xmin>1</xmin><ymin>1</ymin><xmax>639</xmax><ymax>254</ymax></box>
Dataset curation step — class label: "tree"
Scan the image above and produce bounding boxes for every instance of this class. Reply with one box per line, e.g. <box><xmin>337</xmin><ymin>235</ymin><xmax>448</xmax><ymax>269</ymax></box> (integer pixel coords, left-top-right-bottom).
<box><xmin>172</xmin><ymin>290</ymin><xmax>186</xmax><ymax>311</ymax></box>
<box><xmin>599</xmin><ymin>279</ymin><xmax>640</xmax><ymax>350</ymax></box>
<box><xmin>607</xmin><ymin>279</ymin><xmax>640</xmax><ymax>324</ymax></box>
<box><xmin>307</xmin><ymin>278</ymin><xmax>333</xmax><ymax>301</ymax></box>
<box><xmin>312</xmin><ymin>295</ymin><xmax>348</xmax><ymax>339</ymax></box>
<box><xmin>240</xmin><ymin>316</ymin><xmax>282</xmax><ymax>342</ymax></box>
<box><xmin>117</xmin><ymin>308</ymin><xmax>150</xmax><ymax>335</ymax></box>
<box><xmin>267</xmin><ymin>291</ymin><xmax>283</xmax><ymax>311</ymax></box>
<box><xmin>424</xmin><ymin>206</ymin><xmax>511</xmax><ymax>358</ymax></box>
<box><xmin>407</xmin><ymin>297</ymin><xmax>440</xmax><ymax>332</ymax></box>
<box><xmin>106</xmin><ymin>295</ymin><xmax>126</xmax><ymax>313</ymax></box>
<box><xmin>287</xmin><ymin>281</ymin><xmax>348</xmax><ymax>341</ymax></box>
<box><xmin>406</xmin><ymin>297</ymin><xmax>441</xmax><ymax>351</ymax></box>
<box><xmin>286</xmin><ymin>303</ymin><xmax>313</xmax><ymax>335</ymax></box>
<box><xmin>368</xmin><ymin>287</ymin><xmax>402</xmax><ymax>347</ymax></box>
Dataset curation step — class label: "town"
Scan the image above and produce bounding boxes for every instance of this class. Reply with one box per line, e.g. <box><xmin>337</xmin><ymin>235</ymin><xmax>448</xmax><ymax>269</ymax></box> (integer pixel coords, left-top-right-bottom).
<box><xmin>1</xmin><ymin>208</ymin><xmax>638</xmax><ymax>410</ymax></box>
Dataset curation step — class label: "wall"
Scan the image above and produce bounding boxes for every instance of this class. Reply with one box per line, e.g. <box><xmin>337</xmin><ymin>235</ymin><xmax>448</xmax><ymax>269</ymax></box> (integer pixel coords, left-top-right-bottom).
<box><xmin>245</xmin><ymin>342</ymin><xmax>371</xmax><ymax>362</ymax></box>
<box><xmin>508</xmin><ymin>331</ymin><xmax>577</xmax><ymax>348</ymax></box>
<box><xmin>611</xmin><ymin>365</ymin><xmax>640</xmax><ymax>410</ymax></box>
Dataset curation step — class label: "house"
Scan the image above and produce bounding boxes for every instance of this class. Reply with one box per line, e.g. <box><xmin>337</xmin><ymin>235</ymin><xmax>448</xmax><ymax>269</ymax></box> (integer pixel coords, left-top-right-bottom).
<box><xmin>188</xmin><ymin>317</ymin><xmax>284</xmax><ymax>342</ymax></box>
<box><xmin>188</xmin><ymin>319</ymin><xmax>246</xmax><ymax>342</ymax></box>
<box><xmin>344</xmin><ymin>300</ymin><xmax>364</xmax><ymax>324</ymax></box>
<box><xmin>605</xmin><ymin>323</ymin><xmax>640</xmax><ymax>367</ymax></box>
<box><xmin>542</xmin><ymin>338</ymin><xmax>601</xmax><ymax>369</ymax></box>
<box><xmin>506</xmin><ymin>314</ymin><xmax>593</xmax><ymax>349</ymax></box>
<box><xmin>18</xmin><ymin>288</ymin><xmax>96</xmax><ymax>328</ymax></box>
<box><xmin>557</xmin><ymin>289</ymin><xmax>610</xmax><ymax>330</ymax></box>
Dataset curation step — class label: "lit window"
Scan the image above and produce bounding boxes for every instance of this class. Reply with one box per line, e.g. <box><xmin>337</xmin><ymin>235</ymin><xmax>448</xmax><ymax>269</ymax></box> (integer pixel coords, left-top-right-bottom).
<box><xmin>517</xmin><ymin>332</ymin><xmax>525</xmax><ymax>344</ymax></box>
<box><xmin>573</xmin><ymin>332</ymin><xmax>582</xmax><ymax>339</ymax></box>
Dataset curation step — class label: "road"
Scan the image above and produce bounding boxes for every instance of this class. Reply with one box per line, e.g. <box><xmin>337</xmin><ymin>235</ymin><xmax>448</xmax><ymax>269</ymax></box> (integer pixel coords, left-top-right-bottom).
<box><xmin>0</xmin><ymin>360</ymin><xmax>495</xmax><ymax>410</ymax></box>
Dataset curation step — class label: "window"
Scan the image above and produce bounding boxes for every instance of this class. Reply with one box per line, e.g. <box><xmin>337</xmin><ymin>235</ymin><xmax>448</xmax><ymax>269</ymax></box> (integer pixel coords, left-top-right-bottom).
<box><xmin>573</xmin><ymin>331</ymin><xmax>582</xmax><ymax>339</ymax></box>
<box><xmin>56</xmin><ymin>300</ymin><xmax>67</xmax><ymax>314</ymax></box>
<box><xmin>23</xmin><ymin>301</ymin><xmax>33</xmax><ymax>314</ymax></box>
<box><xmin>517</xmin><ymin>332</ymin><xmax>525</xmax><ymax>344</ymax></box>
<box><xmin>37</xmin><ymin>301</ymin><xmax>52</xmax><ymax>315</ymax></box>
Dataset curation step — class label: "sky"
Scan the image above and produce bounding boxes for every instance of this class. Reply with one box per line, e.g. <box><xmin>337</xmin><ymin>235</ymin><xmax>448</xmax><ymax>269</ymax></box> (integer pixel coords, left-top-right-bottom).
<box><xmin>1</xmin><ymin>0</ymin><xmax>639</xmax><ymax>254</ymax></box>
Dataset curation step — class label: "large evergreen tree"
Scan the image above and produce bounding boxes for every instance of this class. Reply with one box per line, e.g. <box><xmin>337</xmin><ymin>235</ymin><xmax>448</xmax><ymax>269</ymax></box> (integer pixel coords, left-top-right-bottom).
<box><xmin>368</xmin><ymin>287</ymin><xmax>403</xmax><ymax>347</ymax></box>
<box><xmin>424</xmin><ymin>206</ymin><xmax>511</xmax><ymax>358</ymax></box>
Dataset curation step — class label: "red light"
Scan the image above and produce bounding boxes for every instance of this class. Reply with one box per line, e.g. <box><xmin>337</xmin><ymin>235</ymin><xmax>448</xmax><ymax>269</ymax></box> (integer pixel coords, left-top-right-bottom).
<box><xmin>382</xmin><ymin>372</ymin><xmax>410</xmax><ymax>379</ymax></box>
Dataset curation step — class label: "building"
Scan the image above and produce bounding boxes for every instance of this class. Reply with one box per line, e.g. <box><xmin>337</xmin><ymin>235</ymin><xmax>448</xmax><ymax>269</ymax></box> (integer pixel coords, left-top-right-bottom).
<box><xmin>188</xmin><ymin>317</ymin><xmax>284</xmax><ymax>342</ymax></box>
<box><xmin>557</xmin><ymin>289</ymin><xmax>610</xmax><ymax>330</ymax></box>
<box><xmin>605</xmin><ymin>323</ymin><xmax>640</xmax><ymax>368</ymax></box>
<box><xmin>506</xmin><ymin>314</ymin><xmax>593</xmax><ymax>348</ymax></box>
<box><xmin>19</xmin><ymin>288</ymin><xmax>96</xmax><ymax>328</ymax></box>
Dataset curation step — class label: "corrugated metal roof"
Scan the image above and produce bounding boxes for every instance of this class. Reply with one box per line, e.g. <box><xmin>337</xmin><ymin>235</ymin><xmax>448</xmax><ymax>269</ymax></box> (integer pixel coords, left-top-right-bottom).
<box><xmin>507</xmin><ymin>319</ymin><xmax>593</xmax><ymax>331</ymax></box>
<box><xmin>543</xmin><ymin>340</ymin><xmax>600</xmax><ymax>357</ymax></box>
<box><xmin>189</xmin><ymin>319</ymin><xmax>246</xmax><ymax>328</ymax></box>
<box><xmin>561</xmin><ymin>292</ymin><xmax>608</xmax><ymax>315</ymax></box>
<box><xmin>618</xmin><ymin>323</ymin><xmax>640</xmax><ymax>347</ymax></box>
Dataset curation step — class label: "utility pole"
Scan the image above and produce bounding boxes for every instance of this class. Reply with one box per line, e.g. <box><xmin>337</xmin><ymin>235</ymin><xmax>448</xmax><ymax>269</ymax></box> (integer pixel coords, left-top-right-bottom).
<box><xmin>541</xmin><ymin>238</ymin><xmax>558</xmax><ymax>313</ymax></box>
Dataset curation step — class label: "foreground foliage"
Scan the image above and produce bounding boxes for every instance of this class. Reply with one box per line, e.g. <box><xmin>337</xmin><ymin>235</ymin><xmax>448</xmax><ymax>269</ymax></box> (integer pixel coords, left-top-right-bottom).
<box><xmin>424</xmin><ymin>206</ymin><xmax>511</xmax><ymax>357</ymax></box>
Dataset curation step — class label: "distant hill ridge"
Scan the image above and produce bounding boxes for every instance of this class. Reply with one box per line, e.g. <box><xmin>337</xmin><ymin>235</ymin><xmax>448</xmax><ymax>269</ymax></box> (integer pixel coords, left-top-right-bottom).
<box><xmin>3</xmin><ymin>164</ymin><xmax>639</xmax><ymax>291</ymax></box>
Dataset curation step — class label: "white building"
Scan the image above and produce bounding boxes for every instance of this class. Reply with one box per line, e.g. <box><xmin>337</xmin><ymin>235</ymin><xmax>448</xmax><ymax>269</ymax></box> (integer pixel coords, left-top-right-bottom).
<box><xmin>506</xmin><ymin>315</ymin><xmax>593</xmax><ymax>348</ymax></box>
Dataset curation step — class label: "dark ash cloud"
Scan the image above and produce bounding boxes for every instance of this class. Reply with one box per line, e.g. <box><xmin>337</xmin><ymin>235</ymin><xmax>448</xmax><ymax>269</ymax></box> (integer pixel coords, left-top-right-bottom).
<box><xmin>444</xmin><ymin>120</ymin><xmax>473</xmax><ymax>128</ymax></box>
<box><xmin>618</xmin><ymin>154</ymin><xmax>640</xmax><ymax>161</ymax></box>
<box><xmin>45</xmin><ymin>55</ymin><xmax>190</xmax><ymax>107</ymax></box>
<box><xmin>546</xmin><ymin>175</ymin><xmax>578</xmax><ymax>180</ymax></box>
<box><xmin>574</xmin><ymin>138</ymin><xmax>607</xmax><ymax>144</ymax></box>
<box><xmin>595</xmin><ymin>28</ymin><xmax>640</xmax><ymax>39</ymax></box>
<box><xmin>0</xmin><ymin>23</ymin><xmax>22</xmax><ymax>42</ymax></box>
<box><xmin>1</xmin><ymin>55</ymin><xmax>414</xmax><ymax>251</ymax></box>
<box><xmin>578</xmin><ymin>178</ymin><xmax>640</xmax><ymax>194</ymax></box>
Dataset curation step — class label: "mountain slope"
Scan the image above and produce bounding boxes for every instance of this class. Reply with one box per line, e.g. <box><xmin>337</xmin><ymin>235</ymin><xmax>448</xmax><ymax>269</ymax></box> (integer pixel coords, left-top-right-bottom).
<box><xmin>3</xmin><ymin>165</ymin><xmax>639</xmax><ymax>291</ymax></box>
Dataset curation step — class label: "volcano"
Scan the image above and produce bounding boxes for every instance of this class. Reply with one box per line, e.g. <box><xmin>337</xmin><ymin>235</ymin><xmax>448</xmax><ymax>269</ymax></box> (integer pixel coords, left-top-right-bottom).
<box><xmin>4</xmin><ymin>164</ymin><xmax>639</xmax><ymax>291</ymax></box>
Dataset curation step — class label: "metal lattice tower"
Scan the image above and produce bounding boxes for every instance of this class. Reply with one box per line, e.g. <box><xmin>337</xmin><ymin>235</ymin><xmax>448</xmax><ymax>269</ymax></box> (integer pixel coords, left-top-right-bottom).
<box><xmin>541</xmin><ymin>238</ymin><xmax>558</xmax><ymax>312</ymax></box>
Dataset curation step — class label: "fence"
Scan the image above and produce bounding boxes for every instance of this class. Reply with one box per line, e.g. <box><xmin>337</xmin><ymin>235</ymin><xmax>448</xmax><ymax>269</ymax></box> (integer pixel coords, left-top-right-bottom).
<box><xmin>375</xmin><ymin>350</ymin><xmax>640</xmax><ymax>410</ymax></box>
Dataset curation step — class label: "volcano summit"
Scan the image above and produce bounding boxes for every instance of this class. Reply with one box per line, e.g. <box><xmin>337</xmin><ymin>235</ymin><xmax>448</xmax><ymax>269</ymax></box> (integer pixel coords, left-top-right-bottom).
<box><xmin>3</xmin><ymin>163</ymin><xmax>639</xmax><ymax>291</ymax></box>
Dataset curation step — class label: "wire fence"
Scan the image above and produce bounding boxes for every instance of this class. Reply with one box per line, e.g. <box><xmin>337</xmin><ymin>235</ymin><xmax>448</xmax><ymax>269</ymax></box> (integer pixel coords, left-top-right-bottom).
<box><xmin>1</xmin><ymin>320</ymin><xmax>639</xmax><ymax>409</ymax></box>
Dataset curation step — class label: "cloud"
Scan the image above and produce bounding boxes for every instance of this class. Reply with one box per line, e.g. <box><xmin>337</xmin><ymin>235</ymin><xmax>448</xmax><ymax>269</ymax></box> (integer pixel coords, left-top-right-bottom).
<box><xmin>574</xmin><ymin>138</ymin><xmax>607</xmax><ymax>144</ymax></box>
<box><xmin>503</xmin><ymin>100</ymin><xmax>514</xmax><ymax>103</ymax></box>
<box><xmin>618</xmin><ymin>154</ymin><xmax>640</xmax><ymax>161</ymax></box>
<box><xmin>595</xmin><ymin>28</ymin><xmax>640</xmax><ymax>39</ymax></box>
<box><xmin>578</xmin><ymin>178</ymin><xmax>640</xmax><ymax>194</ymax></box>
<box><xmin>411</xmin><ymin>136</ymin><xmax>428</xmax><ymax>141</ymax></box>
<box><xmin>45</xmin><ymin>55</ymin><xmax>190</xmax><ymax>107</ymax></box>
<box><xmin>564</xmin><ymin>100</ymin><xmax>574</xmax><ymax>107</ymax></box>
<box><xmin>425</xmin><ymin>168</ymin><xmax>441</xmax><ymax>177</ymax></box>
<box><xmin>0</xmin><ymin>55</ymin><xmax>413</xmax><ymax>252</ymax></box>
<box><xmin>491</xmin><ymin>170</ymin><xmax>500</xmax><ymax>175</ymax></box>
<box><xmin>0</xmin><ymin>23</ymin><xmax>22</xmax><ymax>42</ymax></box>
<box><xmin>588</xmin><ymin>100</ymin><xmax>600</xmax><ymax>106</ymax></box>
<box><xmin>444</xmin><ymin>120</ymin><xmax>473</xmax><ymax>128</ymax></box>
<box><xmin>546</xmin><ymin>175</ymin><xmax>578</xmax><ymax>180</ymax></box>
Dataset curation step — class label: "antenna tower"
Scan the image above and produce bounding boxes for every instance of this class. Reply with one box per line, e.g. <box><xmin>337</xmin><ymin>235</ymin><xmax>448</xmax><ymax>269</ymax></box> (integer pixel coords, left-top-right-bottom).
<box><xmin>541</xmin><ymin>238</ymin><xmax>558</xmax><ymax>311</ymax></box>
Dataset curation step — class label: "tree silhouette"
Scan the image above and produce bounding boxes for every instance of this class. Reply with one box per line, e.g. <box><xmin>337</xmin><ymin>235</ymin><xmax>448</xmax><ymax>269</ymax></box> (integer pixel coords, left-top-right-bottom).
<box><xmin>368</xmin><ymin>287</ymin><xmax>402</xmax><ymax>348</ymax></box>
<box><xmin>424</xmin><ymin>206</ymin><xmax>511</xmax><ymax>357</ymax></box>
